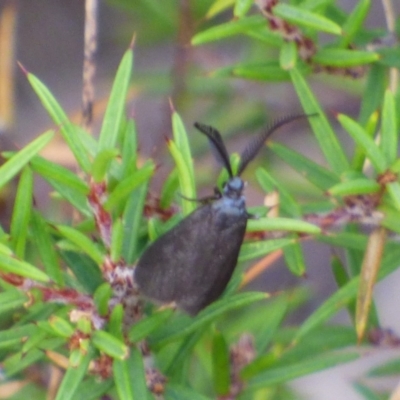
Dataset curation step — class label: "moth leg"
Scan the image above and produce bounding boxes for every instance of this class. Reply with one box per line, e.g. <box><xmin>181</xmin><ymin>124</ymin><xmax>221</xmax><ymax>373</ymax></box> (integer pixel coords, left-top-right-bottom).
<box><xmin>179</xmin><ymin>188</ymin><xmax>222</xmax><ymax>205</ymax></box>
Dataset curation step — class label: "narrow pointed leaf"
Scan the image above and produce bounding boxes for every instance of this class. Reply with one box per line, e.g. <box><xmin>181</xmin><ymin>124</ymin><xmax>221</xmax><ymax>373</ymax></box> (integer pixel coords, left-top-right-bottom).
<box><xmin>247</xmin><ymin>352</ymin><xmax>358</xmax><ymax>391</ymax></box>
<box><xmin>279</xmin><ymin>40</ymin><xmax>297</xmax><ymax>70</ymax></box>
<box><xmin>27</xmin><ymin>73</ymin><xmax>91</xmax><ymax>172</ymax></box>
<box><xmin>98</xmin><ymin>48</ymin><xmax>133</xmax><ymax>150</ymax></box>
<box><xmin>30</xmin><ymin>156</ymin><xmax>89</xmax><ymax>194</ymax></box>
<box><xmin>269</xmin><ymin>141</ymin><xmax>340</xmax><ymax>190</ymax></box>
<box><xmin>206</xmin><ymin>0</ymin><xmax>235</xmax><ymax>19</ymax></box>
<box><xmin>212</xmin><ymin>331</ymin><xmax>231</xmax><ymax>395</ymax></box>
<box><xmin>54</xmin><ymin>346</ymin><xmax>93</xmax><ymax>400</ymax></box>
<box><xmin>0</xmin><ymin>289</ymin><xmax>28</xmax><ymax>314</ymax></box>
<box><xmin>104</xmin><ymin>162</ymin><xmax>154</xmax><ymax>211</ymax></box>
<box><xmin>381</xmin><ymin>89</ymin><xmax>397</xmax><ymax>165</ymax></box>
<box><xmin>273</xmin><ymin>3</ymin><xmax>342</xmax><ymax>35</ymax></box>
<box><xmin>168</xmin><ymin>140</ymin><xmax>196</xmax><ymax>215</ymax></box>
<box><xmin>239</xmin><ymin>238</ymin><xmax>295</xmax><ymax>261</ymax></box>
<box><xmin>338</xmin><ymin>114</ymin><xmax>386</xmax><ymax>173</ymax></box>
<box><xmin>0</xmin><ymin>252</ymin><xmax>49</xmax><ymax>282</ymax></box>
<box><xmin>234</xmin><ymin>0</ymin><xmax>253</xmax><ymax>17</ymax></box>
<box><xmin>358</xmin><ymin>64</ymin><xmax>386</xmax><ymax>125</ymax></box>
<box><xmin>290</xmin><ymin>68</ymin><xmax>349</xmax><ymax>174</ymax></box>
<box><xmin>295</xmin><ymin>242</ymin><xmax>400</xmax><ymax>342</ymax></box>
<box><xmin>328</xmin><ymin>179</ymin><xmax>380</xmax><ymax>196</ymax></box>
<box><xmin>0</xmin><ymin>131</ymin><xmax>54</xmax><ymax>189</ymax></box>
<box><xmin>92</xmin><ymin>330</ymin><xmax>129</xmax><ymax>359</ymax></box>
<box><xmin>31</xmin><ymin>211</ymin><xmax>64</xmax><ymax>285</ymax></box>
<box><xmin>113</xmin><ymin>348</ymin><xmax>147</xmax><ymax>400</ymax></box>
<box><xmin>56</xmin><ymin>225</ymin><xmax>104</xmax><ymax>265</ymax></box>
<box><xmin>128</xmin><ymin>308</ymin><xmax>173</xmax><ymax>343</ymax></box>
<box><xmin>247</xmin><ymin>217</ymin><xmax>320</xmax><ymax>234</ymax></box>
<box><xmin>151</xmin><ymin>292</ymin><xmax>267</xmax><ymax>347</ymax></box>
<box><xmin>313</xmin><ymin>49</ymin><xmax>379</xmax><ymax>67</ymax></box>
<box><xmin>283</xmin><ymin>238</ymin><xmax>306</xmax><ymax>276</ymax></box>
<box><xmin>192</xmin><ymin>15</ymin><xmax>265</xmax><ymax>45</ymax></box>
<box><xmin>122</xmin><ymin>182</ymin><xmax>148</xmax><ymax>263</ymax></box>
<box><xmin>91</xmin><ymin>149</ymin><xmax>119</xmax><ymax>182</ymax></box>
<box><xmin>339</xmin><ymin>0</ymin><xmax>371</xmax><ymax>48</ymax></box>
<box><xmin>10</xmin><ymin>167</ymin><xmax>33</xmax><ymax>258</ymax></box>
<box><xmin>387</xmin><ymin>182</ymin><xmax>400</xmax><ymax>211</ymax></box>
<box><xmin>256</xmin><ymin>167</ymin><xmax>301</xmax><ymax>217</ymax></box>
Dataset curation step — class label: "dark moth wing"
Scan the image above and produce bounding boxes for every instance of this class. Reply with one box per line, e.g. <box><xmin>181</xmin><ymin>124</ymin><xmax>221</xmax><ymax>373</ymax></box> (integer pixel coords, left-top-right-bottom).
<box><xmin>135</xmin><ymin>201</ymin><xmax>247</xmax><ymax>315</ymax></box>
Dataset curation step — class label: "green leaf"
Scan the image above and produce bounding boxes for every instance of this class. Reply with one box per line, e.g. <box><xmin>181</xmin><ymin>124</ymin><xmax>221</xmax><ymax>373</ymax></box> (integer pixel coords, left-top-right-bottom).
<box><xmin>109</xmin><ymin>303</ymin><xmax>124</xmax><ymax>340</ymax></box>
<box><xmin>73</xmin><ymin>378</ymin><xmax>113</xmax><ymax>400</ymax></box>
<box><xmin>113</xmin><ymin>348</ymin><xmax>148</xmax><ymax>400</ymax></box>
<box><xmin>353</xmin><ymin>383</ymin><xmax>382</xmax><ymax>400</ymax></box>
<box><xmin>234</xmin><ymin>0</ymin><xmax>253</xmax><ymax>17</ymax></box>
<box><xmin>338</xmin><ymin>113</ymin><xmax>387</xmax><ymax>173</ymax></box>
<box><xmin>10</xmin><ymin>167</ymin><xmax>33</xmax><ymax>258</ymax></box>
<box><xmin>339</xmin><ymin>0</ymin><xmax>371</xmax><ymax>48</ymax></box>
<box><xmin>313</xmin><ymin>48</ymin><xmax>379</xmax><ymax>67</ymax></box>
<box><xmin>128</xmin><ymin>308</ymin><xmax>173</xmax><ymax>343</ymax></box>
<box><xmin>60</xmin><ymin>251</ymin><xmax>103</xmax><ymax>294</ymax></box>
<box><xmin>171</xmin><ymin>112</ymin><xmax>196</xmax><ymax>214</ymax></box>
<box><xmin>247</xmin><ymin>218</ymin><xmax>320</xmax><ymax>234</ymax></box>
<box><xmin>31</xmin><ymin>211</ymin><xmax>64</xmax><ymax>285</ymax></box>
<box><xmin>91</xmin><ymin>149</ymin><xmax>119</xmax><ymax>182</ymax></box>
<box><xmin>98</xmin><ymin>47</ymin><xmax>133</xmax><ymax>150</ymax></box>
<box><xmin>358</xmin><ymin>64</ymin><xmax>386</xmax><ymax>125</ymax></box>
<box><xmin>0</xmin><ymin>289</ymin><xmax>28</xmax><ymax>314</ymax></box>
<box><xmin>0</xmin><ymin>324</ymin><xmax>37</xmax><ymax>343</ymax></box>
<box><xmin>160</xmin><ymin>168</ymin><xmax>179</xmax><ymax>209</ymax></box>
<box><xmin>49</xmin><ymin>316</ymin><xmax>75</xmax><ymax>338</ymax></box>
<box><xmin>239</xmin><ymin>238</ymin><xmax>295</xmax><ymax>262</ymax></box>
<box><xmin>283</xmin><ymin>238</ymin><xmax>306</xmax><ymax>276</ymax></box>
<box><xmin>0</xmin><ymin>131</ymin><xmax>54</xmax><ymax>189</ymax></box>
<box><xmin>256</xmin><ymin>167</ymin><xmax>301</xmax><ymax>217</ymax></box>
<box><xmin>166</xmin><ymin>384</ymin><xmax>213</xmax><ymax>400</ymax></box>
<box><xmin>295</xmin><ymin>242</ymin><xmax>400</xmax><ymax>341</ymax></box>
<box><xmin>368</xmin><ymin>358</ymin><xmax>400</xmax><ymax>377</ymax></box>
<box><xmin>119</xmin><ymin>119</ymin><xmax>138</xmax><ymax>177</ymax></box>
<box><xmin>381</xmin><ymin>89</ymin><xmax>398</xmax><ymax>165</ymax></box>
<box><xmin>168</xmin><ymin>140</ymin><xmax>196</xmax><ymax>216</ymax></box>
<box><xmin>30</xmin><ymin>156</ymin><xmax>89</xmax><ymax>194</ymax></box>
<box><xmin>386</xmin><ymin>182</ymin><xmax>400</xmax><ymax>211</ymax></box>
<box><xmin>151</xmin><ymin>292</ymin><xmax>267</xmax><ymax>347</ymax></box>
<box><xmin>212</xmin><ymin>331</ymin><xmax>231</xmax><ymax>395</ymax></box>
<box><xmin>213</xmin><ymin>62</ymin><xmax>291</xmax><ymax>81</ymax></box>
<box><xmin>27</xmin><ymin>73</ymin><xmax>91</xmax><ymax>172</ymax></box>
<box><xmin>317</xmin><ymin>231</ymin><xmax>367</xmax><ymax>250</ymax></box>
<box><xmin>206</xmin><ymin>0</ymin><xmax>235</xmax><ymax>19</ymax></box>
<box><xmin>0</xmin><ymin>252</ymin><xmax>49</xmax><ymax>282</ymax></box>
<box><xmin>273</xmin><ymin>3</ymin><xmax>342</xmax><ymax>35</ymax></box>
<box><xmin>351</xmin><ymin>112</ymin><xmax>379</xmax><ymax>171</ymax></box>
<box><xmin>247</xmin><ymin>352</ymin><xmax>358</xmax><ymax>391</ymax></box>
<box><xmin>54</xmin><ymin>346</ymin><xmax>94</xmax><ymax>400</ymax></box>
<box><xmin>93</xmin><ymin>283</ymin><xmax>113</xmax><ymax>317</ymax></box>
<box><xmin>122</xmin><ymin>181</ymin><xmax>148</xmax><ymax>263</ymax></box>
<box><xmin>269</xmin><ymin>142</ymin><xmax>340</xmax><ymax>191</ymax></box>
<box><xmin>111</xmin><ymin>218</ymin><xmax>124</xmax><ymax>262</ymax></box>
<box><xmin>279</xmin><ymin>40</ymin><xmax>297</xmax><ymax>71</ymax></box>
<box><xmin>57</xmin><ymin>225</ymin><xmax>104</xmax><ymax>265</ymax></box>
<box><xmin>328</xmin><ymin>178</ymin><xmax>380</xmax><ymax>196</ymax></box>
<box><xmin>289</xmin><ymin>68</ymin><xmax>349</xmax><ymax>175</ymax></box>
<box><xmin>104</xmin><ymin>162</ymin><xmax>154</xmax><ymax>211</ymax></box>
<box><xmin>192</xmin><ymin>15</ymin><xmax>265</xmax><ymax>45</ymax></box>
<box><xmin>92</xmin><ymin>330</ymin><xmax>129</xmax><ymax>359</ymax></box>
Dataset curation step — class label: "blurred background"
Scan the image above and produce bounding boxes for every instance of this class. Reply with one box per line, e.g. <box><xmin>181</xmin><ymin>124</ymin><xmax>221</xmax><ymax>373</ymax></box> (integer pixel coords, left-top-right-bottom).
<box><xmin>1</xmin><ymin>1</ymin><xmax>400</xmax><ymax>399</ymax></box>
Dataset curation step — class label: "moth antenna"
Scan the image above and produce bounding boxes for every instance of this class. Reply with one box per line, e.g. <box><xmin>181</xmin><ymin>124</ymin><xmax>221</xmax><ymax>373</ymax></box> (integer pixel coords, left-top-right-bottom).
<box><xmin>237</xmin><ymin>113</ymin><xmax>317</xmax><ymax>176</ymax></box>
<box><xmin>194</xmin><ymin>122</ymin><xmax>234</xmax><ymax>178</ymax></box>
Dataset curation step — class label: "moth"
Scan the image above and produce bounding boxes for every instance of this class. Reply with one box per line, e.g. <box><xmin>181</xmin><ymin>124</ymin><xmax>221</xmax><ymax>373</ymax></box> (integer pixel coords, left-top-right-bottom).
<box><xmin>134</xmin><ymin>114</ymin><xmax>310</xmax><ymax>315</ymax></box>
